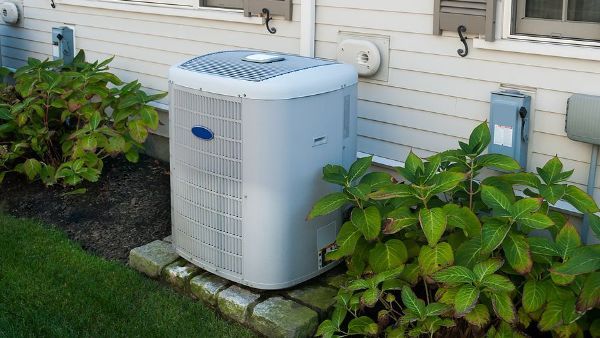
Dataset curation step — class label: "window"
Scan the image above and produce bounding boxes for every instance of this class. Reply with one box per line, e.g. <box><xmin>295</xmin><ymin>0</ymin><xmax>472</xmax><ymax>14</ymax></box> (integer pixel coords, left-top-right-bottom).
<box><xmin>203</xmin><ymin>0</ymin><xmax>243</xmax><ymax>9</ymax></box>
<box><xmin>514</xmin><ymin>0</ymin><xmax>600</xmax><ymax>41</ymax></box>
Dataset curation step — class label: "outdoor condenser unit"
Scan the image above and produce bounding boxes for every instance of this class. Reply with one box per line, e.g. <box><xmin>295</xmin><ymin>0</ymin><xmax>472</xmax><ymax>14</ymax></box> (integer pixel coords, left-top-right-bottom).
<box><xmin>168</xmin><ymin>51</ymin><xmax>358</xmax><ymax>289</ymax></box>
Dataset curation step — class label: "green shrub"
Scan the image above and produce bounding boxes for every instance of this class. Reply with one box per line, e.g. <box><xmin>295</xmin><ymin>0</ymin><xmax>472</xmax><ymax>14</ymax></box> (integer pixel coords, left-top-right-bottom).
<box><xmin>0</xmin><ymin>51</ymin><xmax>165</xmax><ymax>187</ymax></box>
<box><xmin>310</xmin><ymin>122</ymin><xmax>600</xmax><ymax>337</ymax></box>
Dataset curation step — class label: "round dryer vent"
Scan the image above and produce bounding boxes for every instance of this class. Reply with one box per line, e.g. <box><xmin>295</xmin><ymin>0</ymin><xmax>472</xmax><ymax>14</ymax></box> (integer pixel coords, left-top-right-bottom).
<box><xmin>337</xmin><ymin>39</ymin><xmax>381</xmax><ymax>77</ymax></box>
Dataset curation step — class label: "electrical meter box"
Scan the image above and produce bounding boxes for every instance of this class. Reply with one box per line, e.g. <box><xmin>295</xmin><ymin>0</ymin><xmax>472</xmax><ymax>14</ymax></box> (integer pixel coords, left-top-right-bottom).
<box><xmin>52</xmin><ymin>26</ymin><xmax>74</xmax><ymax>65</ymax></box>
<box><xmin>566</xmin><ymin>94</ymin><xmax>600</xmax><ymax>145</ymax></box>
<box><xmin>489</xmin><ymin>90</ymin><xmax>531</xmax><ymax>169</ymax></box>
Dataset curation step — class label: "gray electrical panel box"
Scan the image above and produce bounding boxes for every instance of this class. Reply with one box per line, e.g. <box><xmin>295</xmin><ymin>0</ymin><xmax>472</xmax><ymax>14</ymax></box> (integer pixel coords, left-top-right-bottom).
<box><xmin>566</xmin><ymin>94</ymin><xmax>600</xmax><ymax>146</ymax></box>
<box><xmin>52</xmin><ymin>26</ymin><xmax>74</xmax><ymax>65</ymax></box>
<box><xmin>488</xmin><ymin>90</ymin><xmax>531</xmax><ymax>169</ymax></box>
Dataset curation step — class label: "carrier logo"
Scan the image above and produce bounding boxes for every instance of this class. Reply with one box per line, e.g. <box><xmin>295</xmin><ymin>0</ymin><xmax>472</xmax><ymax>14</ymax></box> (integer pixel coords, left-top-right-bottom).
<box><xmin>191</xmin><ymin>125</ymin><xmax>214</xmax><ymax>141</ymax></box>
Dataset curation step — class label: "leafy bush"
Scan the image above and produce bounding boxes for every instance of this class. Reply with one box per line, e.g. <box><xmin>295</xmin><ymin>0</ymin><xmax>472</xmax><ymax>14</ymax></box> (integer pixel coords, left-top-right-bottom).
<box><xmin>310</xmin><ymin>122</ymin><xmax>600</xmax><ymax>337</ymax></box>
<box><xmin>0</xmin><ymin>51</ymin><xmax>165</xmax><ymax>187</ymax></box>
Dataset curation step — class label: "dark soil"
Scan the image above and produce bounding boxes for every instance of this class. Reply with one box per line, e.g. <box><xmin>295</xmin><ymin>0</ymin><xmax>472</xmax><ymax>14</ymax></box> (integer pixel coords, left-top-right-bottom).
<box><xmin>0</xmin><ymin>155</ymin><xmax>171</xmax><ymax>263</ymax></box>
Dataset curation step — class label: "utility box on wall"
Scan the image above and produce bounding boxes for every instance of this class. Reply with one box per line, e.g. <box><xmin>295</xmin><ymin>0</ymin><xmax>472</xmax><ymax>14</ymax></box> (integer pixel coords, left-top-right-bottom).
<box><xmin>52</xmin><ymin>26</ymin><xmax>74</xmax><ymax>65</ymax></box>
<box><xmin>489</xmin><ymin>90</ymin><xmax>531</xmax><ymax>169</ymax></box>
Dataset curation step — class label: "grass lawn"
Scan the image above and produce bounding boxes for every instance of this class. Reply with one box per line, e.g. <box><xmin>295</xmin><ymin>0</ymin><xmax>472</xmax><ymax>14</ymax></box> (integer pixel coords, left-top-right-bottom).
<box><xmin>0</xmin><ymin>214</ymin><xmax>256</xmax><ymax>337</ymax></box>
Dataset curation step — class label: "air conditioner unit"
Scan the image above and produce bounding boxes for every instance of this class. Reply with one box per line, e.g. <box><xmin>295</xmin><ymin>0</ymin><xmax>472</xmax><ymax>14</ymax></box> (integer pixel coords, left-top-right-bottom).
<box><xmin>168</xmin><ymin>51</ymin><xmax>358</xmax><ymax>290</ymax></box>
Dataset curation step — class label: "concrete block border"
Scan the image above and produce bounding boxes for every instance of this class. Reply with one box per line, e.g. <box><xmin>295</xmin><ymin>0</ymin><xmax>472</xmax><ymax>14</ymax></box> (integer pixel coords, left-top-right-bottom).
<box><xmin>128</xmin><ymin>239</ymin><xmax>344</xmax><ymax>338</ymax></box>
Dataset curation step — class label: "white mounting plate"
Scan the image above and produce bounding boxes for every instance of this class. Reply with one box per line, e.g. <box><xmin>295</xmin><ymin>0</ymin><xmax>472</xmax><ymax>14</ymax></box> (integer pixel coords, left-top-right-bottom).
<box><xmin>338</xmin><ymin>31</ymin><xmax>390</xmax><ymax>82</ymax></box>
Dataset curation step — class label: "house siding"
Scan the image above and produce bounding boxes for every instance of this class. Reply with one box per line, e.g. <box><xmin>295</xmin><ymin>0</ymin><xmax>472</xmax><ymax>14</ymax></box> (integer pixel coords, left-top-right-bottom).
<box><xmin>2</xmin><ymin>0</ymin><xmax>600</xmax><ymax>201</ymax></box>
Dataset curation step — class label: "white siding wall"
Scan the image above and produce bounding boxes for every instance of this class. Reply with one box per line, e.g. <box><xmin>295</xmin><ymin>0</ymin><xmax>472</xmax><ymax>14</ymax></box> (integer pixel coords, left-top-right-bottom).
<box><xmin>2</xmin><ymin>0</ymin><xmax>600</xmax><ymax>201</ymax></box>
<box><xmin>315</xmin><ymin>0</ymin><xmax>600</xmax><ymax>201</ymax></box>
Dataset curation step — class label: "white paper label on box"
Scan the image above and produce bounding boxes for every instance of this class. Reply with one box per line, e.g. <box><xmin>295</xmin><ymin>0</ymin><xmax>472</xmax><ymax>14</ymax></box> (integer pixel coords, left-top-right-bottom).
<box><xmin>52</xmin><ymin>45</ymin><xmax>60</xmax><ymax>58</ymax></box>
<box><xmin>493</xmin><ymin>124</ymin><xmax>513</xmax><ymax>147</ymax></box>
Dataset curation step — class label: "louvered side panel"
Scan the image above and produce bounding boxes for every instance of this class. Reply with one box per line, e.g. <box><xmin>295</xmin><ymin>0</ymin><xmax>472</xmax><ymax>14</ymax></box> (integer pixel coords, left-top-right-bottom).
<box><xmin>434</xmin><ymin>0</ymin><xmax>497</xmax><ymax>41</ymax></box>
<box><xmin>171</xmin><ymin>84</ymin><xmax>243</xmax><ymax>277</ymax></box>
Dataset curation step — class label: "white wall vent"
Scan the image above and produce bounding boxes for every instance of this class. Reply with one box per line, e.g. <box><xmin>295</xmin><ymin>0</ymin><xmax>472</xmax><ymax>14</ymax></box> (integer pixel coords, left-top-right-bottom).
<box><xmin>169</xmin><ymin>51</ymin><xmax>358</xmax><ymax>289</ymax></box>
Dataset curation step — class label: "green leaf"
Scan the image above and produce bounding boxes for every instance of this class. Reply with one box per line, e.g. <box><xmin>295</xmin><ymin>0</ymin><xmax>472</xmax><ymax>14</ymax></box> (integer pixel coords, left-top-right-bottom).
<box><xmin>455</xmin><ymin>236</ymin><xmax>484</xmax><ymax>269</ymax></box>
<box><xmin>106</xmin><ymin>136</ymin><xmax>126</xmax><ymax>154</ymax></box>
<box><xmin>432</xmin><ymin>266</ymin><xmax>477</xmax><ymax>284</ymax></box>
<box><xmin>523</xmin><ymin>280</ymin><xmax>547</xmax><ymax>313</ymax></box>
<box><xmin>428</xmin><ymin>172</ymin><xmax>466</xmax><ymax>196</ymax></box>
<box><xmin>589</xmin><ymin>214</ymin><xmax>600</xmax><ymax>241</ymax></box>
<box><xmin>125</xmin><ymin>149</ymin><xmax>139</xmax><ymax>163</ymax></box>
<box><xmin>62</xmin><ymin>188</ymin><xmax>87</xmax><ymax>196</ymax></box>
<box><xmin>537</xmin><ymin>156</ymin><xmax>564</xmax><ymax>185</ymax></box>
<box><xmin>347</xmin><ymin>316</ymin><xmax>378</xmax><ymax>336</ymax></box>
<box><xmin>473</xmin><ymin>258</ymin><xmax>504</xmax><ymax>281</ymax></box>
<box><xmin>315</xmin><ymin>320</ymin><xmax>336</xmax><ymax>338</ymax></box>
<box><xmin>347</xmin><ymin>156</ymin><xmax>372</xmax><ymax>184</ymax></box>
<box><xmin>127</xmin><ymin>119</ymin><xmax>149</xmax><ymax>143</ymax></box>
<box><xmin>331</xmin><ymin>307</ymin><xmax>346</xmax><ymax>328</ymax></box>
<box><xmin>443</xmin><ymin>204</ymin><xmax>481</xmax><ymax>237</ymax></box>
<box><xmin>23</xmin><ymin>158</ymin><xmax>41</xmax><ymax>181</ymax></box>
<box><xmin>140</xmin><ymin>106</ymin><xmax>159</xmax><ymax>130</ymax></box>
<box><xmin>528</xmin><ymin>236</ymin><xmax>561</xmax><ymax>257</ymax></box>
<box><xmin>502</xmin><ymin>232</ymin><xmax>532</xmax><ymax>275</ymax></box>
<box><xmin>481</xmin><ymin>274</ymin><xmax>515</xmax><ymax>292</ymax></box>
<box><xmin>552</xmin><ymin>245</ymin><xmax>600</xmax><ymax>276</ymax></box>
<box><xmin>538</xmin><ymin>300</ymin><xmax>563</xmax><ymax>331</ymax></box>
<box><xmin>80</xmin><ymin>135</ymin><xmax>97</xmax><ymax>151</ymax></box>
<box><xmin>351</xmin><ymin>206</ymin><xmax>381</xmax><ymax>241</ymax></box>
<box><xmin>346</xmin><ymin>183</ymin><xmax>370</xmax><ymax>201</ymax></box>
<box><xmin>510</xmin><ymin>198</ymin><xmax>542</xmax><ymax>220</ymax></box>
<box><xmin>455</xmin><ymin>284</ymin><xmax>480</xmax><ymax>315</ymax></box>
<box><xmin>369</xmin><ymin>184</ymin><xmax>414</xmax><ymax>200</ymax></box>
<box><xmin>490</xmin><ymin>292</ymin><xmax>516</xmax><ymax>323</ymax></box>
<box><xmin>481</xmin><ymin>185</ymin><xmax>512</xmax><ymax>215</ymax></box>
<box><xmin>332</xmin><ymin>221</ymin><xmax>362</xmax><ymax>258</ymax></box>
<box><xmin>564</xmin><ymin>185</ymin><xmax>599</xmax><ymax>214</ymax></box>
<box><xmin>464</xmin><ymin>304</ymin><xmax>490</xmax><ymax>327</ymax></box>
<box><xmin>418</xmin><ymin>242</ymin><xmax>454</xmax><ymax>276</ymax></box>
<box><xmin>419</xmin><ymin>207</ymin><xmax>446</xmax><ymax>247</ymax></box>
<box><xmin>476</xmin><ymin>153</ymin><xmax>520</xmax><ymax>171</ymax></box>
<box><xmin>401</xmin><ymin>286</ymin><xmax>426</xmax><ymax>319</ymax></box>
<box><xmin>359</xmin><ymin>172</ymin><xmax>393</xmax><ymax>189</ymax></box>
<box><xmin>500</xmin><ymin>172</ymin><xmax>541</xmax><ymax>188</ymax></box>
<box><xmin>468</xmin><ymin>121</ymin><xmax>491</xmax><ymax>155</ymax></box>
<box><xmin>577</xmin><ymin>272</ymin><xmax>600</xmax><ymax>312</ymax></box>
<box><xmin>368</xmin><ymin>239</ymin><xmax>408</xmax><ymax>273</ymax></box>
<box><xmin>322</xmin><ymin>164</ymin><xmax>347</xmax><ymax>186</ymax></box>
<box><xmin>383</xmin><ymin>207</ymin><xmax>418</xmax><ymax>235</ymax></box>
<box><xmin>307</xmin><ymin>192</ymin><xmax>349</xmax><ymax>220</ymax></box>
<box><xmin>591</xmin><ymin>319</ymin><xmax>600</xmax><ymax>338</ymax></box>
<box><xmin>555</xmin><ymin>223</ymin><xmax>581</xmax><ymax>260</ymax></box>
<box><xmin>89</xmin><ymin>110</ymin><xmax>102</xmax><ymax>130</ymax></box>
<box><xmin>425</xmin><ymin>302</ymin><xmax>451</xmax><ymax>316</ymax></box>
<box><xmin>400</xmin><ymin>152</ymin><xmax>424</xmax><ymax>182</ymax></box>
<box><xmin>518</xmin><ymin>213</ymin><xmax>554</xmax><ymax>230</ymax></box>
<box><xmin>481</xmin><ymin>220</ymin><xmax>511</xmax><ymax>255</ymax></box>
<box><xmin>539</xmin><ymin>184</ymin><xmax>567</xmax><ymax>204</ymax></box>
<box><xmin>361</xmin><ymin>288</ymin><xmax>379</xmax><ymax>307</ymax></box>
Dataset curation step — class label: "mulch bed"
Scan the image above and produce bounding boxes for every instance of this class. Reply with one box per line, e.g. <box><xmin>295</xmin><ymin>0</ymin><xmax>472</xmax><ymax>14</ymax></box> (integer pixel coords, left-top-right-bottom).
<box><xmin>0</xmin><ymin>155</ymin><xmax>171</xmax><ymax>263</ymax></box>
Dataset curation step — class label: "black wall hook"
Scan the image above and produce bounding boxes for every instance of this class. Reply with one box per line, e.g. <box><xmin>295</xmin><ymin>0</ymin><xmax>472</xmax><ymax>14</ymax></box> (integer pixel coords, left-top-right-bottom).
<box><xmin>457</xmin><ymin>25</ymin><xmax>469</xmax><ymax>57</ymax></box>
<box><xmin>50</xmin><ymin>0</ymin><xmax>56</xmax><ymax>8</ymax></box>
<box><xmin>262</xmin><ymin>8</ymin><xmax>277</xmax><ymax>34</ymax></box>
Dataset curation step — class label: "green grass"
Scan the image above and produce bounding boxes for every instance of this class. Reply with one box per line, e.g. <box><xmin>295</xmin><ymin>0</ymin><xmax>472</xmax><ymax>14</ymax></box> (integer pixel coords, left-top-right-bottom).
<box><xmin>0</xmin><ymin>214</ymin><xmax>256</xmax><ymax>338</ymax></box>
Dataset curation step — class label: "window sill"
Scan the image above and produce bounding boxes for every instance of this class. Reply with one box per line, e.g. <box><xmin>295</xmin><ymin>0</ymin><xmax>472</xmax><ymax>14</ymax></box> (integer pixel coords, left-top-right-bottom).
<box><xmin>473</xmin><ymin>36</ymin><xmax>600</xmax><ymax>62</ymax></box>
<box><xmin>57</xmin><ymin>0</ymin><xmax>264</xmax><ymax>24</ymax></box>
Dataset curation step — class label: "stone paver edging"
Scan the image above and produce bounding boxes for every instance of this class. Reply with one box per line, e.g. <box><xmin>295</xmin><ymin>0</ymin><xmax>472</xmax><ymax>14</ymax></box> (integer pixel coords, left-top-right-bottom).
<box><xmin>128</xmin><ymin>239</ymin><xmax>343</xmax><ymax>338</ymax></box>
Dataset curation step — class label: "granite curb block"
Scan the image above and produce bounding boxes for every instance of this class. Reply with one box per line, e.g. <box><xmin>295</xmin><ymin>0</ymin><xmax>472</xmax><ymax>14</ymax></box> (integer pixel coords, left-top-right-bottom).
<box><xmin>250</xmin><ymin>297</ymin><xmax>319</xmax><ymax>338</ymax></box>
<box><xmin>129</xmin><ymin>239</ymin><xmax>348</xmax><ymax>337</ymax></box>
<box><xmin>190</xmin><ymin>273</ymin><xmax>230</xmax><ymax>306</ymax></box>
<box><xmin>217</xmin><ymin>285</ymin><xmax>261</xmax><ymax>323</ymax></box>
<box><xmin>163</xmin><ymin>259</ymin><xmax>201</xmax><ymax>291</ymax></box>
<box><xmin>128</xmin><ymin>240</ymin><xmax>179</xmax><ymax>278</ymax></box>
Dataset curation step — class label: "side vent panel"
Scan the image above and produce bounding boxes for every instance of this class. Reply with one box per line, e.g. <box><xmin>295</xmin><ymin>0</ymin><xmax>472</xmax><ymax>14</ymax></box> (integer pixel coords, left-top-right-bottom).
<box><xmin>170</xmin><ymin>84</ymin><xmax>244</xmax><ymax>277</ymax></box>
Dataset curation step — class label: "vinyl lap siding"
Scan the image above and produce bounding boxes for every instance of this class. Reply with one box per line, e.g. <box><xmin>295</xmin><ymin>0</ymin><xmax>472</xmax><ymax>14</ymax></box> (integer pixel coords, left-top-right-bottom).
<box><xmin>2</xmin><ymin>0</ymin><xmax>600</xmax><ymax>202</ymax></box>
<box><xmin>315</xmin><ymin>0</ymin><xmax>600</xmax><ymax>202</ymax></box>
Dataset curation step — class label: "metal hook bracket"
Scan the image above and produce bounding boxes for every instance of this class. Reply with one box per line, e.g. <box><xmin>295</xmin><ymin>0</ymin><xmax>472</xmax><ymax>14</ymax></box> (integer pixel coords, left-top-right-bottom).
<box><xmin>50</xmin><ymin>0</ymin><xmax>56</xmax><ymax>8</ymax></box>
<box><xmin>262</xmin><ymin>8</ymin><xmax>277</xmax><ymax>34</ymax></box>
<box><xmin>457</xmin><ymin>25</ymin><xmax>469</xmax><ymax>57</ymax></box>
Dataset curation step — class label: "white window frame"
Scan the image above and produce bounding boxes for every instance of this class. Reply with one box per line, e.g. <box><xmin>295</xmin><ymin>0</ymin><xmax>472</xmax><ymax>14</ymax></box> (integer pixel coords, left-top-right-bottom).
<box><xmin>57</xmin><ymin>0</ymin><xmax>264</xmax><ymax>24</ymax></box>
<box><xmin>473</xmin><ymin>0</ymin><xmax>600</xmax><ymax>61</ymax></box>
